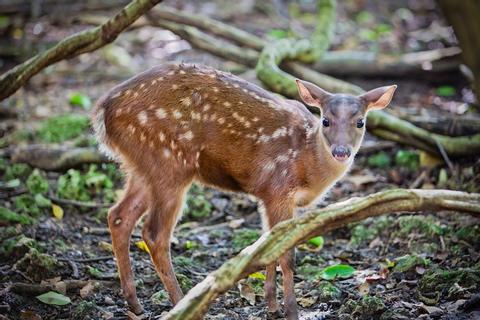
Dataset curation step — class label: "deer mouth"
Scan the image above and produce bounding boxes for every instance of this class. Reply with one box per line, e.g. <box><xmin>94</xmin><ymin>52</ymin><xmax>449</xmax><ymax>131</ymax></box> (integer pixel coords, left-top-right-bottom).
<box><xmin>332</xmin><ymin>145</ymin><xmax>351</xmax><ymax>162</ymax></box>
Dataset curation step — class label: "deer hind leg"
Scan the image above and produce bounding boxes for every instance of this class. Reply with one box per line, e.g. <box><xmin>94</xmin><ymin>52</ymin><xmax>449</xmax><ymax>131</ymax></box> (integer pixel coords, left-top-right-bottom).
<box><xmin>108</xmin><ymin>175</ymin><xmax>148</xmax><ymax>314</ymax></box>
<box><xmin>264</xmin><ymin>200</ymin><xmax>298</xmax><ymax>320</ymax></box>
<box><xmin>142</xmin><ymin>173</ymin><xmax>192</xmax><ymax>305</ymax></box>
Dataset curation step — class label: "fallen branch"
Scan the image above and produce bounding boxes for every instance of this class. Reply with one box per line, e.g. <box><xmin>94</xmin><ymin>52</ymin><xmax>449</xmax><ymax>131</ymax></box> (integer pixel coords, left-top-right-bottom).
<box><xmin>0</xmin><ymin>0</ymin><xmax>164</xmax><ymax>101</ymax></box>
<box><xmin>8</xmin><ymin>145</ymin><xmax>110</xmax><ymax>171</ymax></box>
<box><xmin>164</xmin><ymin>189</ymin><xmax>480</xmax><ymax>319</ymax></box>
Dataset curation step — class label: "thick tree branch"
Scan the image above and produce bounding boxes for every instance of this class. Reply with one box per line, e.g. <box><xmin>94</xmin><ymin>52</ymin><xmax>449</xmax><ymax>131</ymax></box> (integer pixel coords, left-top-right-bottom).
<box><xmin>163</xmin><ymin>189</ymin><xmax>480</xmax><ymax>319</ymax></box>
<box><xmin>0</xmin><ymin>0</ymin><xmax>164</xmax><ymax>102</ymax></box>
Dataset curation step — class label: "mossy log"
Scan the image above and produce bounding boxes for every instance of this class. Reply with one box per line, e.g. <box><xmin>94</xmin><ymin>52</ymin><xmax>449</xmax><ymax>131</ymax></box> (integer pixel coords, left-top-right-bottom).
<box><xmin>163</xmin><ymin>189</ymin><xmax>480</xmax><ymax>319</ymax></box>
<box><xmin>0</xmin><ymin>0</ymin><xmax>164</xmax><ymax>101</ymax></box>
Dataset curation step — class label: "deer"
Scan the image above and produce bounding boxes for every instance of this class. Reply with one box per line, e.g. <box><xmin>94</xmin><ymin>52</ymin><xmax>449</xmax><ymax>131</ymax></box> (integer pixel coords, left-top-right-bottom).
<box><xmin>91</xmin><ymin>62</ymin><xmax>396</xmax><ymax>319</ymax></box>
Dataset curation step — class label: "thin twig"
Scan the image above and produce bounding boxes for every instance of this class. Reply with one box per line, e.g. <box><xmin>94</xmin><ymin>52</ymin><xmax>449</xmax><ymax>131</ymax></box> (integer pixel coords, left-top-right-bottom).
<box><xmin>58</xmin><ymin>256</ymin><xmax>113</xmax><ymax>263</ymax></box>
<box><xmin>48</xmin><ymin>194</ymin><xmax>112</xmax><ymax>208</ymax></box>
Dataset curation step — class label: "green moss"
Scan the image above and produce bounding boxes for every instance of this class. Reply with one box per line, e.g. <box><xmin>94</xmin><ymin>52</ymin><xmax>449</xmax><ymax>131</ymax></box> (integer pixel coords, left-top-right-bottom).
<box><xmin>349</xmin><ymin>216</ymin><xmax>391</xmax><ymax>247</ymax></box>
<box><xmin>151</xmin><ymin>290</ymin><xmax>169</xmax><ymax>305</ymax></box>
<box><xmin>0</xmin><ymin>235</ymin><xmax>37</xmax><ymax>261</ymax></box>
<box><xmin>37</xmin><ymin>114</ymin><xmax>90</xmax><ymax>143</ymax></box>
<box><xmin>338</xmin><ymin>296</ymin><xmax>386</xmax><ymax>320</ymax></box>
<box><xmin>72</xmin><ymin>301</ymin><xmax>96</xmax><ymax>318</ymax></box>
<box><xmin>232</xmin><ymin>228</ymin><xmax>261</xmax><ymax>252</ymax></box>
<box><xmin>298</xmin><ymin>263</ymin><xmax>323</xmax><ymax>281</ymax></box>
<box><xmin>5</xmin><ymin>163</ymin><xmax>31</xmax><ymax>180</ymax></box>
<box><xmin>455</xmin><ymin>225</ymin><xmax>480</xmax><ymax>244</ymax></box>
<box><xmin>57</xmin><ymin>165</ymin><xmax>114</xmax><ymax>202</ymax></box>
<box><xmin>176</xmin><ymin>273</ymin><xmax>193</xmax><ymax>292</ymax></box>
<box><xmin>396</xmin><ymin>215</ymin><xmax>446</xmax><ymax>237</ymax></box>
<box><xmin>419</xmin><ymin>268</ymin><xmax>480</xmax><ymax>298</ymax></box>
<box><xmin>173</xmin><ymin>256</ymin><xmax>195</xmax><ymax>268</ymax></box>
<box><xmin>26</xmin><ymin>169</ymin><xmax>49</xmax><ymax>194</ymax></box>
<box><xmin>14</xmin><ymin>195</ymin><xmax>42</xmax><ymax>217</ymax></box>
<box><xmin>184</xmin><ymin>184</ymin><xmax>212</xmax><ymax>219</ymax></box>
<box><xmin>14</xmin><ymin>248</ymin><xmax>61</xmax><ymax>282</ymax></box>
<box><xmin>393</xmin><ymin>254</ymin><xmax>429</xmax><ymax>273</ymax></box>
<box><xmin>317</xmin><ymin>281</ymin><xmax>341</xmax><ymax>302</ymax></box>
<box><xmin>0</xmin><ymin>207</ymin><xmax>32</xmax><ymax>225</ymax></box>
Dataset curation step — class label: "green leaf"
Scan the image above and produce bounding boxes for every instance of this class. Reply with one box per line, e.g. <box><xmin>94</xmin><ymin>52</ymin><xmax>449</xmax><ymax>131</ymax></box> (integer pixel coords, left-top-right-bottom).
<box><xmin>395</xmin><ymin>150</ymin><xmax>419</xmax><ymax>171</ymax></box>
<box><xmin>26</xmin><ymin>169</ymin><xmax>49</xmax><ymax>194</ymax></box>
<box><xmin>69</xmin><ymin>93</ymin><xmax>92</xmax><ymax>109</ymax></box>
<box><xmin>0</xmin><ymin>207</ymin><xmax>32</xmax><ymax>224</ymax></box>
<box><xmin>367</xmin><ymin>152</ymin><xmax>391</xmax><ymax>168</ymax></box>
<box><xmin>36</xmin><ymin>291</ymin><xmax>71</xmax><ymax>306</ymax></box>
<box><xmin>320</xmin><ymin>264</ymin><xmax>356</xmax><ymax>280</ymax></box>
<box><xmin>267</xmin><ymin>28</ymin><xmax>288</xmax><ymax>39</ymax></box>
<box><xmin>6</xmin><ymin>179</ymin><xmax>21</xmax><ymax>188</ymax></box>
<box><xmin>307</xmin><ymin>236</ymin><xmax>324</xmax><ymax>248</ymax></box>
<box><xmin>34</xmin><ymin>193</ymin><xmax>51</xmax><ymax>208</ymax></box>
<box><xmin>436</xmin><ymin>85</ymin><xmax>456</xmax><ymax>97</ymax></box>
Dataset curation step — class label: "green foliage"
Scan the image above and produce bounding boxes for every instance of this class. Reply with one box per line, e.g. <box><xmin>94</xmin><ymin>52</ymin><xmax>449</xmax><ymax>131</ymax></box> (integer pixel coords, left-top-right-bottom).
<box><xmin>349</xmin><ymin>216</ymin><xmax>391</xmax><ymax>247</ymax></box>
<box><xmin>317</xmin><ymin>281</ymin><xmax>342</xmax><ymax>302</ymax></box>
<box><xmin>5</xmin><ymin>163</ymin><xmax>31</xmax><ymax>180</ymax></box>
<box><xmin>151</xmin><ymin>290</ymin><xmax>169</xmax><ymax>305</ymax></box>
<box><xmin>455</xmin><ymin>225</ymin><xmax>480</xmax><ymax>244</ymax></box>
<box><xmin>14</xmin><ymin>194</ymin><xmax>43</xmax><ymax>217</ymax></box>
<box><xmin>436</xmin><ymin>85</ymin><xmax>456</xmax><ymax>97</ymax></box>
<box><xmin>419</xmin><ymin>268</ymin><xmax>480</xmax><ymax>298</ymax></box>
<box><xmin>320</xmin><ymin>264</ymin><xmax>356</xmax><ymax>280</ymax></box>
<box><xmin>72</xmin><ymin>301</ymin><xmax>96</xmax><ymax>318</ymax></box>
<box><xmin>367</xmin><ymin>152</ymin><xmax>391</xmax><ymax>168</ymax></box>
<box><xmin>395</xmin><ymin>150</ymin><xmax>419</xmax><ymax>171</ymax></box>
<box><xmin>339</xmin><ymin>296</ymin><xmax>386</xmax><ymax>320</ymax></box>
<box><xmin>15</xmin><ymin>248</ymin><xmax>61</xmax><ymax>282</ymax></box>
<box><xmin>184</xmin><ymin>184</ymin><xmax>212</xmax><ymax>219</ymax></box>
<box><xmin>267</xmin><ymin>28</ymin><xmax>290</xmax><ymax>39</ymax></box>
<box><xmin>69</xmin><ymin>93</ymin><xmax>92</xmax><ymax>109</ymax></box>
<box><xmin>87</xmin><ymin>266</ymin><xmax>105</xmax><ymax>279</ymax></box>
<box><xmin>57</xmin><ymin>165</ymin><xmax>114</xmax><ymax>202</ymax></box>
<box><xmin>173</xmin><ymin>256</ymin><xmax>195</xmax><ymax>268</ymax></box>
<box><xmin>0</xmin><ymin>234</ymin><xmax>37</xmax><ymax>260</ymax></box>
<box><xmin>26</xmin><ymin>169</ymin><xmax>49</xmax><ymax>194</ymax></box>
<box><xmin>176</xmin><ymin>273</ymin><xmax>193</xmax><ymax>292</ymax></box>
<box><xmin>396</xmin><ymin>215</ymin><xmax>445</xmax><ymax>237</ymax></box>
<box><xmin>36</xmin><ymin>291</ymin><xmax>71</xmax><ymax>306</ymax></box>
<box><xmin>232</xmin><ymin>228</ymin><xmax>261</xmax><ymax>252</ymax></box>
<box><xmin>393</xmin><ymin>254</ymin><xmax>429</xmax><ymax>273</ymax></box>
<box><xmin>0</xmin><ymin>206</ymin><xmax>32</xmax><ymax>224</ymax></box>
<box><xmin>37</xmin><ymin>114</ymin><xmax>90</xmax><ymax>143</ymax></box>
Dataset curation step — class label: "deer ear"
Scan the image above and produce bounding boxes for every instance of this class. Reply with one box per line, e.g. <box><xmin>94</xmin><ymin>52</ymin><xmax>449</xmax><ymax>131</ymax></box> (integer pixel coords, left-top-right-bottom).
<box><xmin>360</xmin><ymin>85</ymin><xmax>397</xmax><ymax>111</ymax></box>
<box><xmin>295</xmin><ymin>79</ymin><xmax>332</xmax><ymax>108</ymax></box>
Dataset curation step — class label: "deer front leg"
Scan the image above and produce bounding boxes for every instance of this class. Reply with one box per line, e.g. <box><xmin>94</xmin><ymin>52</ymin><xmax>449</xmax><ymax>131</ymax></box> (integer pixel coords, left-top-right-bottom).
<box><xmin>264</xmin><ymin>200</ymin><xmax>298</xmax><ymax>320</ymax></box>
<box><xmin>108</xmin><ymin>176</ymin><xmax>148</xmax><ymax>314</ymax></box>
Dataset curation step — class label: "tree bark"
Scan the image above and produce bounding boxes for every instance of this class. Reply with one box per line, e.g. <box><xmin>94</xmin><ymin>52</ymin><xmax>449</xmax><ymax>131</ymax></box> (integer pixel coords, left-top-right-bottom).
<box><xmin>0</xmin><ymin>0</ymin><xmax>164</xmax><ymax>102</ymax></box>
<box><xmin>438</xmin><ymin>0</ymin><xmax>480</xmax><ymax>102</ymax></box>
<box><xmin>163</xmin><ymin>189</ymin><xmax>480</xmax><ymax>320</ymax></box>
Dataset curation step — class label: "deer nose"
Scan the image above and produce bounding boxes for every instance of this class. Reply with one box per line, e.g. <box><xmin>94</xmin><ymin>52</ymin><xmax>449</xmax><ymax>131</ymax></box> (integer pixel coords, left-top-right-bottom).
<box><xmin>332</xmin><ymin>145</ymin><xmax>351</xmax><ymax>162</ymax></box>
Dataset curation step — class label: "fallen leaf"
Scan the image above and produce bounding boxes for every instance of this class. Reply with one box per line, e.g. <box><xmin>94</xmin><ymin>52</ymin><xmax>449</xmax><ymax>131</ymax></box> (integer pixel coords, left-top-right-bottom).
<box><xmin>99</xmin><ymin>241</ymin><xmax>113</xmax><ymax>252</ymax></box>
<box><xmin>416</xmin><ymin>266</ymin><xmax>426</xmax><ymax>275</ymax></box>
<box><xmin>297</xmin><ymin>296</ymin><xmax>317</xmax><ymax>307</ymax></box>
<box><xmin>54</xmin><ymin>281</ymin><xmax>67</xmax><ymax>295</ymax></box>
<box><xmin>419</xmin><ymin>151</ymin><xmax>443</xmax><ymax>168</ymax></box>
<box><xmin>320</xmin><ymin>264</ymin><xmax>356</xmax><ymax>280</ymax></box>
<box><xmin>135</xmin><ymin>240</ymin><xmax>151</xmax><ymax>254</ymax></box>
<box><xmin>36</xmin><ymin>291</ymin><xmax>71</xmax><ymax>306</ymax></box>
<box><xmin>20</xmin><ymin>310</ymin><xmax>42</xmax><ymax>320</ymax></box>
<box><xmin>421</xmin><ymin>305</ymin><xmax>443</xmax><ymax>316</ymax></box>
<box><xmin>358</xmin><ymin>282</ymin><xmax>370</xmax><ymax>296</ymax></box>
<box><xmin>238</xmin><ymin>282</ymin><xmax>256</xmax><ymax>305</ymax></box>
<box><xmin>80</xmin><ymin>281</ymin><xmax>96</xmax><ymax>299</ymax></box>
<box><xmin>346</xmin><ymin>174</ymin><xmax>378</xmax><ymax>186</ymax></box>
<box><xmin>51</xmin><ymin>204</ymin><xmax>64</xmax><ymax>220</ymax></box>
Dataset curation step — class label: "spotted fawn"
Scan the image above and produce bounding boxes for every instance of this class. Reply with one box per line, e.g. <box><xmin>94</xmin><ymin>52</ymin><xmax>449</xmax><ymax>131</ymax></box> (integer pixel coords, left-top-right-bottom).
<box><xmin>92</xmin><ymin>63</ymin><xmax>396</xmax><ymax>319</ymax></box>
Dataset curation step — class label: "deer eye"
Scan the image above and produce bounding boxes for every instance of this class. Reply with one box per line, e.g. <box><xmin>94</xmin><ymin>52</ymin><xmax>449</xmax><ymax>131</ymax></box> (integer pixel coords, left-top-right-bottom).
<box><xmin>356</xmin><ymin>119</ymin><xmax>364</xmax><ymax>128</ymax></box>
<box><xmin>322</xmin><ymin>118</ymin><xmax>330</xmax><ymax>127</ymax></box>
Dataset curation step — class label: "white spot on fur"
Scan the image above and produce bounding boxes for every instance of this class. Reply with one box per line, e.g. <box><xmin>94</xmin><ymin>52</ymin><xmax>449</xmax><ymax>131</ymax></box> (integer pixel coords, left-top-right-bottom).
<box><xmin>133</xmin><ymin>92</ymin><xmax>139</xmax><ymax>98</ymax></box>
<box><xmin>258</xmin><ymin>135</ymin><xmax>271</xmax><ymax>143</ymax></box>
<box><xmin>217</xmin><ymin>117</ymin><xmax>225</xmax><ymax>124</ymax></box>
<box><xmin>168</xmin><ymin>71</ymin><xmax>175</xmax><ymax>76</ymax></box>
<box><xmin>203</xmin><ymin>104</ymin><xmax>211</xmax><ymax>112</ymax></box>
<box><xmin>159</xmin><ymin>132</ymin><xmax>166</xmax><ymax>142</ymax></box>
<box><xmin>210</xmin><ymin>113</ymin><xmax>217</xmax><ymax>121</ymax></box>
<box><xmin>213</xmin><ymin>87</ymin><xmax>219</xmax><ymax>93</ymax></box>
<box><xmin>125</xmin><ymin>90</ymin><xmax>131</xmax><ymax>96</ymax></box>
<box><xmin>180</xmin><ymin>130</ymin><xmax>194</xmax><ymax>141</ymax></box>
<box><xmin>263</xmin><ymin>161</ymin><xmax>276</xmax><ymax>172</ymax></box>
<box><xmin>179</xmin><ymin>70</ymin><xmax>186</xmax><ymax>75</ymax></box>
<box><xmin>140</xmin><ymin>133</ymin><xmax>146</xmax><ymax>142</ymax></box>
<box><xmin>111</xmin><ymin>91</ymin><xmax>121</xmax><ymax>99</ymax></box>
<box><xmin>138</xmin><ymin>111</ymin><xmax>148</xmax><ymax>125</ymax></box>
<box><xmin>173</xmin><ymin>110</ymin><xmax>183</xmax><ymax>119</ymax></box>
<box><xmin>140</xmin><ymin>83</ymin><xmax>145</xmax><ymax>89</ymax></box>
<box><xmin>181</xmin><ymin>97</ymin><xmax>191</xmax><ymax>107</ymax></box>
<box><xmin>151</xmin><ymin>80</ymin><xmax>157</xmax><ymax>86</ymax></box>
<box><xmin>127</xmin><ymin>124</ymin><xmax>136</xmax><ymax>135</ymax></box>
<box><xmin>252</xmin><ymin>117</ymin><xmax>259</xmax><ymax>122</ymax></box>
<box><xmin>191</xmin><ymin>111</ymin><xmax>201</xmax><ymax>121</ymax></box>
<box><xmin>163</xmin><ymin>148</ymin><xmax>171</xmax><ymax>158</ymax></box>
<box><xmin>223</xmin><ymin>101</ymin><xmax>232</xmax><ymax>107</ymax></box>
<box><xmin>275</xmin><ymin>155</ymin><xmax>289</xmax><ymax>163</ymax></box>
<box><xmin>156</xmin><ymin>108</ymin><xmax>167</xmax><ymax>119</ymax></box>
<box><xmin>272</xmin><ymin>127</ymin><xmax>287</xmax><ymax>139</ymax></box>
<box><xmin>170</xmin><ymin>140</ymin><xmax>177</xmax><ymax>150</ymax></box>
<box><xmin>172</xmin><ymin>84</ymin><xmax>179</xmax><ymax>90</ymax></box>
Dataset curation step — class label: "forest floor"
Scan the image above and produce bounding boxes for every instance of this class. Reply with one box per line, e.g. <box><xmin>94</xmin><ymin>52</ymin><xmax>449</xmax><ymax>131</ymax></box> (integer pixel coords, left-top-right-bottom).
<box><xmin>1</xmin><ymin>0</ymin><xmax>479</xmax><ymax>319</ymax></box>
